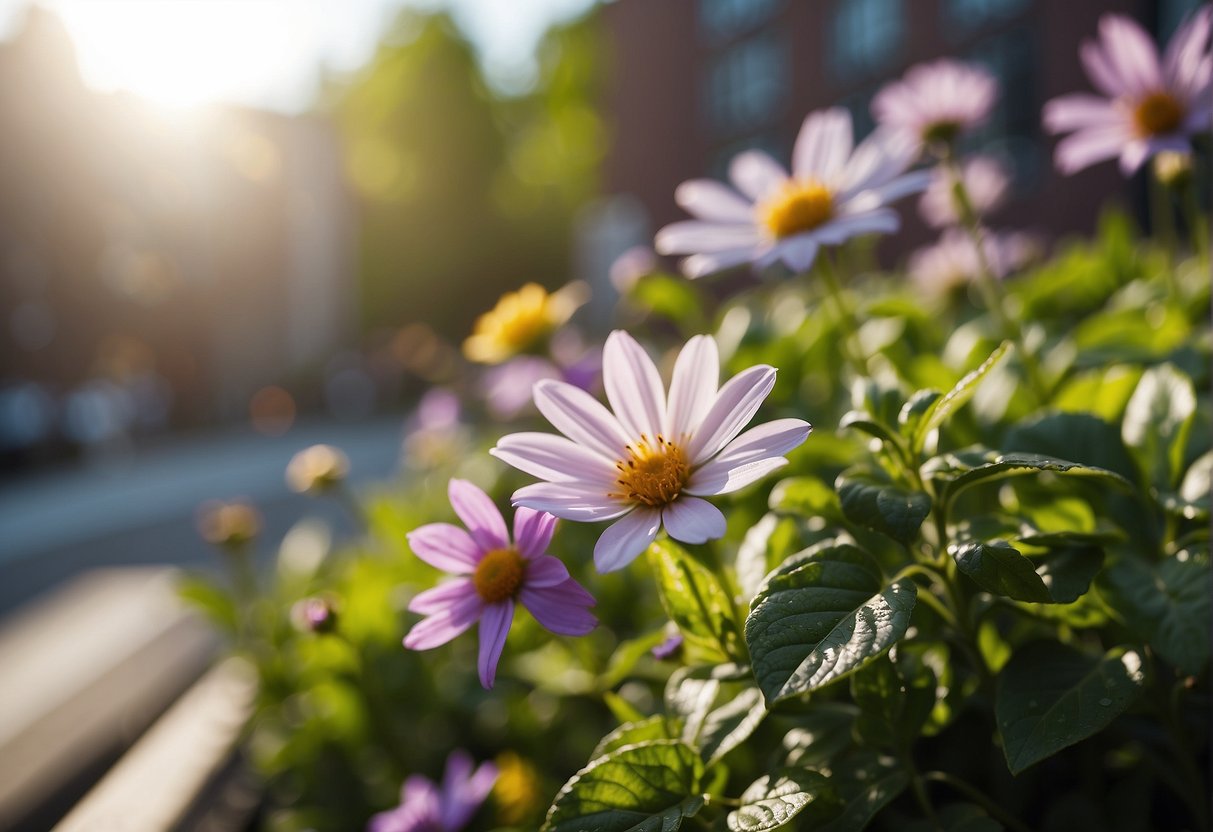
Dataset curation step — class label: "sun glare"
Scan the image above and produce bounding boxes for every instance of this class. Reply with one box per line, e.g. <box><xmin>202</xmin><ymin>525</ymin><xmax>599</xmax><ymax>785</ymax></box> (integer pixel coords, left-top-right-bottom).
<box><xmin>52</xmin><ymin>0</ymin><xmax>315</xmax><ymax>110</ymax></box>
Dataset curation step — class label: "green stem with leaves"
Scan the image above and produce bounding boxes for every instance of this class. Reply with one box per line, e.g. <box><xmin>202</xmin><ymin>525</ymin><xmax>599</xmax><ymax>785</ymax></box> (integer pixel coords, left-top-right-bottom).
<box><xmin>814</xmin><ymin>252</ymin><xmax>869</xmax><ymax>378</ymax></box>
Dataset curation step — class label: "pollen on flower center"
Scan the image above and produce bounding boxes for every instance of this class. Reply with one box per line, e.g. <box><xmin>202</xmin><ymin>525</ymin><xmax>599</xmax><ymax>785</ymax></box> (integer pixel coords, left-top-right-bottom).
<box><xmin>473</xmin><ymin>547</ymin><xmax>525</xmax><ymax>603</ymax></box>
<box><xmin>1133</xmin><ymin>91</ymin><xmax>1184</xmax><ymax>136</ymax></box>
<box><xmin>759</xmin><ymin>180</ymin><xmax>833</xmax><ymax>239</ymax></box>
<box><xmin>613</xmin><ymin>435</ymin><xmax>690</xmax><ymax>507</ymax></box>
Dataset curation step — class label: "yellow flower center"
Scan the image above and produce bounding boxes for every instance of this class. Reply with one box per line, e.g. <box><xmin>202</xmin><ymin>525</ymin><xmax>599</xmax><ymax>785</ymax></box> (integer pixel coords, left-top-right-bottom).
<box><xmin>759</xmin><ymin>180</ymin><xmax>833</xmax><ymax>239</ymax></box>
<box><xmin>473</xmin><ymin>547</ymin><xmax>526</xmax><ymax>604</ymax></box>
<box><xmin>463</xmin><ymin>282</ymin><xmax>585</xmax><ymax>365</ymax></box>
<box><xmin>613</xmin><ymin>435</ymin><xmax>690</xmax><ymax>507</ymax></box>
<box><xmin>1133</xmin><ymin>91</ymin><xmax>1184</xmax><ymax>136</ymax></box>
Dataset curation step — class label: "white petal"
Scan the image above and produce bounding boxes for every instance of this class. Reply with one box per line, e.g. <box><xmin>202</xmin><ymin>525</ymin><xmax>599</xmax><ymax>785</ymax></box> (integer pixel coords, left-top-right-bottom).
<box><xmin>682</xmin><ymin>247</ymin><xmax>759</xmax><ymax>278</ymax></box>
<box><xmin>656</xmin><ymin>220</ymin><xmax>762</xmax><ymax>255</ymax></box>
<box><xmin>687</xmin><ymin>456</ymin><xmax>790</xmax><ymax>496</ymax></box>
<box><xmin>512</xmin><ymin>482</ymin><xmax>631</xmax><ymax>522</ymax></box>
<box><xmin>533</xmin><ymin>379</ymin><xmax>631</xmax><ymax>460</ymax></box>
<box><xmin>1042</xmin><ymin>93</ymin><xmax>1120</xmax><ymax>132</ymax></box>
<box><xmin>712</xmin><ymin>418</ymin><xmax>811</xmax><ymax>465</ymax></box>
<box><xmin>665</xmin><ymin>334</ymin><xmax>720</xmax><ymax>440</ymax></box>
<box><xmin>1099</xmin><ymin>14</ymin><xmax>1163</xmax><ymax>96</ymax></box>
<box><xmin>603</xmin><ymin>330</ymin><xmax>667</xmax><ymax>440</ymax></box>
<box><xmin>661</xmin><ymin>497</ymin><xmax>727</xmax><ymax>544</ymax></box>
<box><xmin>687</xmin><ymin>365</ymin><xmax>777</xmax><ymax>465</ymax></box>
<box><xmin>793</xmin><ymin>108</ymin><xmax>853</xmax><ymax>183</ymax></box>
<box><xmin>843</xmin><ymin>171</ymin><xmax>931</xmax><ymax>215</ymax></box>
<box><xmin>811</xmin><ymin>209</ymin><xmax>900</xmax><ymax>245</ymax></box>
<box><xmin>593</xmin><ymin>508</ymin><xmax>661</xmax><ymax>572</ymax></box>
<box><xmin>766</xmin><ymin>236</ymin><xmax>819</xmax><ymax>272</ymax></box>
<box><xmin>1054</xmin><ymin>126</ymin><xmax>1129</xmax><ymax>174</ymax></box>
<box><xmin>675</xmin><ymin>179</ymin><xmax>755</xmax><ymax>222</ymax></box>
<box><xmin>838</xmin><ymin>128</ymin><xmax>917</xmax><ymax>200</ymax></box>
<box><xmin>729</xmin><ymin>150</ymin><xmax>788</xmax><ymax>201</ymax></box>
<box><xmin>491</xmin><ymin>432</ymin><xmax>616</xmax><ymax>484</ymax></box>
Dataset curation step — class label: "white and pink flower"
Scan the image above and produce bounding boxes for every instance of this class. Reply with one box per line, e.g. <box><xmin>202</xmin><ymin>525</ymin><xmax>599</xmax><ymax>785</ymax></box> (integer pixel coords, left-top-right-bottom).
<box><xmin>492</xmin><ymin>331</ymin><xmax>811</xmax><ymax>572</ymax></box>
<box><xmin>1044</xmin><ymin>9</ymin><xmax>1213</xmax><ymax>175</ymax></box>
<box><xmin>655</xmin><ymin>108</ymin><xmax>927</xmax><ymax>278</ymax></box>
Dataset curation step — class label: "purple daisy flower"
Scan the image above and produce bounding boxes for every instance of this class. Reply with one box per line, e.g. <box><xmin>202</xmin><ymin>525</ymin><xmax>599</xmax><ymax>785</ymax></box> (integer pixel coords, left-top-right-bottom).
<box><xmin>872</xmin><ymin>59</ymin><xmax>999</xmax><ymax>153</ymax></box>
<box><xmin>403</xmin><ymin>479</ymin><xmax>597</xmax><ymax>689</ymax></box>
<box><xmin>368</xmin><ymin>749</ymin><xmax>497</xmax><ymax>832</ymax></box>
<box><xmin>654</xmin><ymin>108</ymin><xmax>928</xmax><ymax>278</ymax></box>
<box><xmin>1043</xmin><ymin>9</ymin><xmax>1213</xmax><ymax>175</ymax></box>
<box><xmin>908</xmin><ymin>228</ymin><xmax>1038</xmax><ymax>295</ymax></box>
<box><xmin>918</xmin><ymin>155</ymin><xmax>1011</xmax><ymax>228</ymax></box>
<box><xmin>491</xmin><ymin>331</ymin><xmax>812</xmax><ymax>573</ymax></box>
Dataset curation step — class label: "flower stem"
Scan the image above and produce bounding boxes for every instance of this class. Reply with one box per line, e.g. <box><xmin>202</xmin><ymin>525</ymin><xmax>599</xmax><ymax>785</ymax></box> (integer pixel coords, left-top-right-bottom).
<box><xmin>1180</xmin><ymin>176</ymin><xmax>1209</xmax><ymax>264</ymax></box>
<box><xmin>923</xmin><ymin>771</ymin><xmax>1033</xmax><ymax>832</ymax></box>
<box><xmin>1149</xmin><ymin>171</ymin><xmax>1178</xmax><ymax>253</ymax></box>
<box><xmin>814</xmin><ymin>252</ymin><xmax>868</xmax><ymax>377</ymax></box>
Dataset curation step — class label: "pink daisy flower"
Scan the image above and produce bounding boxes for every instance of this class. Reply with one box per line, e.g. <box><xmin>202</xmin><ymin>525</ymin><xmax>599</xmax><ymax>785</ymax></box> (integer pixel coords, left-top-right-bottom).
<box><xmin>908</xmin><ymin>228</ymin><xmax>1038</xmax><ymax>295</ymax></box>
<box><xmin>367</xmin><ymin>749</ymin><xmax>497</xmax><ymax>832</ymax></box>
<box><xmin>492</xmin><ymin>331</ymin><xmax>812</xmax><ymax>572</ymax></box>
<box><xmin>872</xmin><ymin>59</ymin><xmax>999</xmax><ymax>152</ymax></box>
<box><xmin>654</xmin><ymin>108</ymin><xmax>928</xmax><ymax>278</ymax></box>
<box><xmin>1043</xmin><ymin>9</ymin><xmax>1213</xmax><ymax>175</ymax></box>
<box><xmin>918</xmin><ymin>155</ymin><xmax>1011</xmax><ymax>228</ymax></box>
<box><xmin>403</xmin><ymin>479</ymin><xmax>596</xmax><ymax>689</ymax></box>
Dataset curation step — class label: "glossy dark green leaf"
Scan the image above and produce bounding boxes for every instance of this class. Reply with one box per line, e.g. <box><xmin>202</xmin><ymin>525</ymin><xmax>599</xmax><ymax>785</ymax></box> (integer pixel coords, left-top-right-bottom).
<box><xmin>1035</xmin><ymin>546</ymin><xmax>1104</xmax><ymax>604</ymax></box>
<box><xmin>768</xmin><ymin>476</ymin><xmax>841</xmax><ymax>520</ymax></box>
<box><xmin>1003</xmin><ymin>411</ymin><xmax>1139</xmax><ymax>481</ymax></box>
<box><xmin>943</xmin><ymin>452</ymin><xmax>1130</xmax><ymax>507</ymax></box>
<box><xmin>1122</xmin><ymin>363</ymin><xmax>1196</xmax><ymax>490</ymax></box>
<box><xmin>840</xmin><ymin>410</ymin><xmax>904</xmax><ymax>449</ymax></box>
<box><xmin>816</xmin><ymin>751</ymin><xmax>910</xmax><ymax>832</ymax></box>
<box><xmin>837</xmin><ymin>470</ymin><xmax>932</xmax><ymax>544</ymax></box>
<box><xmin>996</xmin><ymin>642</ymin><xmax>1146</xmax><ymax>774</ymax></box>
<box><xmin>911</xmin><ymin>341</ymin><xmax>1011</xmax><ymax>452</ymax></box>
<box><xmin>851</xmin><ymin>655</ymin><xmax>937</xmax><ymax>748</ymax></box>
<box><xmin>898</xmin><ymin>388</ymin><xmax>943</xmax><ymax>438</ymax></box>
<box><xmin>727</xmin><ymin>769</ymin><xmax>840</xmax><ymax>832</ymax></box>
<box><xmin>745</xmin><ymin>541</ymin><xmax>917</xmax><ymax>703</ymax></box>
<box><xmin>664</xmin><ymin>663</ymin><xmax>766</xmax><ymax>764</ymax></box>
<box><xmin>1096</xmin><ymin>551</ymin><xmax>1211</xmax><ymax>675</ymax></box>
<box><xmin>648</xmin><ymin>539</ymin><xmax>740</xmax><ymax>662</ymax></box>
<box><xmin>952</xmin><ymin>540</ymin><xmax>1053</xmax><ymax>603</ymax></box>
<box><xmin>543</xmin><ymin>740</ymin><xmax>705</xmax><ymax>832</ymax></box>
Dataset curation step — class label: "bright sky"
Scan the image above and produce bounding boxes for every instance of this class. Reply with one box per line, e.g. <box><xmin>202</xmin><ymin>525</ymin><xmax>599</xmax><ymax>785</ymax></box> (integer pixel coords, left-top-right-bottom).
<box><xmin>0</xmin><ymin>0</ymin><xmax>598</xmax><ymax>110</ymax></box>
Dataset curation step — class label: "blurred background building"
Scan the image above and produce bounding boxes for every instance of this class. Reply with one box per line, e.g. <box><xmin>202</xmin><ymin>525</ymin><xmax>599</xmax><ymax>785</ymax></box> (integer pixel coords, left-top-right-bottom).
<box><xmin>599</xmin><ymin>0</ymin><xmax>1203</xmax><ymax>254</ymax></box>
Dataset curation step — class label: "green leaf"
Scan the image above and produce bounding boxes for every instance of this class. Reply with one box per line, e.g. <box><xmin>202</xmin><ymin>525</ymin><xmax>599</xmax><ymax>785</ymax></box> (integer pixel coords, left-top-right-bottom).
<box><xmin>1003</xmin><ymin>411</ymin><xmax>1139</xmax><ymax>481</ymax></box>
<box><xmin>1122</xmin><ymin>363</ymin><xmax>1196</xmax><ymax>490</ymax></box>
<box><xmin>1166</xmin><ymin>450</ymin><xmax>1213</xmax><ymax>521</ymax></box>
<box><xmin>943</xmin><ymin>452</ymin><xmax>1131</xmax><ymax>508</ymax></box>
<box><xmin>781</xmin><ymin>704</ymin><xmax>859</xmax><ymax>768</ymax></box>
<box><xmin>1096</xmin><ymin>551</ymin><xmax>1210</xmax><ymax>675</ymax></box>
<box><xmin>600</xmin><ymin>629</ymin><xmax>670</xmax><ymax>688</ymax></box>
<box><xmin>648</xmin><ymin>539</ymin><xmax>740</xmax><ymax>662</ymax></box>
<box><xmin>592</xmin><ymin>717</ymin><xmax>674</xmax><ymax>760</ymax></box>
<box><xmin>904</xmin><ymin>803</ymin><xmax>1004</xmax><ymax>831</ymax></box>
<box><xmin>176</xmin><ymin>575</ymin><xmax>239</xmax><ymax>635</ymax></box>
<box><xmin>727</xmin><ymin>769</ymin><xmax>840</xmax><ymax>832</ymax></box>
<box><xmin>851</xmin><ymin>655</ymin><xmax>937</xmax><ymax>748</ymax></box>
<box><xmin>898</xmin><ymin>388</ymin><xmax>943</xmax><ymax>439</ymax></box>
<box><xmin>816</xmin><ymin>751</ymin><xmax>909</xmax><ymax>832</ymax></box>
<box><xmin>995</xmin><ymin>642</ymin><xmax>1146</xmax><ymax>775</ymax></box>
<box><xmin>840</xmin><ymin>411</ymin><xmax>904</xmax><ymax>449</ymax></box>
<box><xmin>737</xmin><ymin>513</ymin><xmax>810</xmax><ymax>599</ymax></box>
<box><xmin>911</xmin><ymin>341</ymin><xmax>1011</xmax><ymax>453</ymax></box>
<box><xmin>665</xmin><ymin>664</ymin><xmax>767</xmax><ymax>765</ymax></box>
<box><xmin>745</xmin><ymin>541</ymin><xmax>917</xmax><ymax>703</ymax></box>
<box><xmin>543</xmin><ymin>740</ymin><xmax>705</xmax><ymax>832</ymax></box>
<box><xmin>768</xmin><ymin>476</ymin><xmax>842</xmax><ymax>520</ymax></box>
<box><xmin>1035</xmin><ymin>546</ymin><xmax>1104</xmax><ymax>604</ymax></box>
<box><xmin>951</xmin><ymin>541</ymin><xmax>1053</xmax><ymax>603</ymax></box>
<box><xmin>837</xmin><ymin>470</ymin><xmax>932</xmax><ymax>544</ymax></box>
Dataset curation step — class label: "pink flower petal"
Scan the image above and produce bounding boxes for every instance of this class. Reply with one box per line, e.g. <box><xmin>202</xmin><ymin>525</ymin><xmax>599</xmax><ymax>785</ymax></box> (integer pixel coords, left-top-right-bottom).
<box><xmin>687</xmin><ymin>365</ymin><xmax>777</xmax><ymax>465</ymax></box>
<box><xmin>661</xmin><ymin>496</ymin><xmax>727</xmax><ymax>544</ymax></box>
<box><xmin>1054</xmin><ymin>126</ymin><xmax>1128</xmax><ymax>174</ymax></box>
<box><xmin>682</xmin><ymin>247</ymin><xmax>759</xmax><ymax>278</ymax></box>
<box><xmin>603</xmin><ymin>331</ymin><xmax>667</xmax><ymax>440</ymax></box>
<box><xmin>407</xmin><ymin>522</ymin><xmax>482</xmax><ymax>573</ymax></box>
<box><xmin>491</xmin><ymin>432</ymin><xmax>616</xmax><ymax>483</ymax></box>
<box><xmin>1165</xmin><ymin>7</ymin><xmax>1212</xmax><ymax>98</ymax></box>
<box><xmin>477</xmin><ymin>600</ymin><xmax>514</xmax><ymax>689</ymax></box>
<box><xmin>593</xmin><ymin>508</ymin><xmax>661</xmax><ymax>572</ymax></box>
<box><xmin>711</xmin><ymin>418</ymin><xmax>811</xmax><ymax>466</ymax></box>
<box><xmin>533</xmin><ymin>379</ymin><xmax>631</xmax><ymax>461</ymax></box>
<box><xmin>447</xmin><ymin>479</ymin><xmax>509</xmax><ymax>552</ymax></box>
<box><xmin>655</xmin><ymin>220</ymin><xmax>762</xmax><ymax>254</ymax></box>
<box><xmin>1080</xmin><ymin>40</ymin><xmax>1129</xmax><ymax>98</ymax></box>
<box><xmin>409</xmin><ymin>578</ymin><xmax>475</xmax><ymax>614</ymax></box>
<box><xmin>520</xmin><ymin>580</ymin><xmax>598</xmax><ymax>635</ymax></box>
<box><xmin>675</xmin><ymin>179</ymin><xmax>754</xmax><ymax>222</ymax></box>
<box><xmin>441</xmin><ymin>757</ymin><xmax>499</xmax><ymax>831</ymax></box>
<box><xmin>729</xmin><ymin>149</ymin><xmax>788</xmax><ymax>201</ymax></box>
<box><xmin>525</xmin><ymin>554</ymin><xmax>572</xmax><ymax>588</ymax></box>
<box><xmin>512</xmin><ymin>482</ymin><xmax>631</xmax><ymax>522</ymax></box>
<box><xmin>793</xmin><ymin>107</ymin><xmax>853</xmax><ymax>183</ymax></box>
<box><xmin>1042</xmin><ymin>93</ymin><xmax>1121</xmax><ymax>133</ymax></box>
<box><xmin>665</xmin><ymin>334</ymin><xmax>719</xmax><ymax>440</ymax></box>
<box><xmin>687</xmin><ymin>456</ymin><xmax>790</xmax><ymax>496</ymax></box>
<box><xmin>404</xmin><ymin>593</ymin><xmax>484</xmax><ymax>650</ymax></box>
<box><xmin>513</xmin><ymin>506</ymin><xmax>558</xmax><ymax>558</ymax></box>
<box><xmin>1098</xmin><ymin>14</ymin><xmax>1163</xmax><ymax>96</ymax></box>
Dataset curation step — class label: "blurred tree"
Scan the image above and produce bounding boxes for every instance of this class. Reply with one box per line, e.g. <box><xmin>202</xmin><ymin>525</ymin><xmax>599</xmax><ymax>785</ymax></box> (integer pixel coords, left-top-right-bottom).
<box><xmin>330</xmin><ymin>8</ymin><xmax>604</xmax><ymax>340</ymax></box>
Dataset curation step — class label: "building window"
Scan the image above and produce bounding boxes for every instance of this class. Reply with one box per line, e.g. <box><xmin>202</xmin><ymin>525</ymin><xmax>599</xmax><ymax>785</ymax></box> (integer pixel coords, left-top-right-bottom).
<box><xmin>831</xmin><ymin>0</ymin><xmax>904</xmax><ymax>78</ymax></box>
<box><xmin>965</xmin><ymin>28</ymin><xmax>1040</xmax><ymax>188</ymax></box>
<box><xmin>941</xmin><ymin>0</ymin><xmax>1030</xmax><ymax>38</ymax></box>
<box><xmin>699</xmin><ymin>0</ymin><xmax>781</xmax><ymax>41</ymax></box>
<box><xmin>704</xmin><ymin>32</ymin><xmax>789</xmax><ymax>135</ymax></box>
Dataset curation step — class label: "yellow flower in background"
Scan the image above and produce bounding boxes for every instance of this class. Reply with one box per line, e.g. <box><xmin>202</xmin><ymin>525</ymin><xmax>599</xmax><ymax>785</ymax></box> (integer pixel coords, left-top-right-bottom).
<box><xmin>493</xmin><ymin>751</ymin><xmax>543</xmax><ymax>826</ymax></box>
<box><xmin>285</xmin><ymin>444</ymin><xmax>350</xmax><ymax>494</ymax></box>
<box><xmin>196</xmin><ymin>500</ymin><xmax>262</xmax><ymax>548</ymax></box>
<box><xmin>463</xmin><ymin>282</ymin><xmax>588</xmax><ymax>364</ymax></box>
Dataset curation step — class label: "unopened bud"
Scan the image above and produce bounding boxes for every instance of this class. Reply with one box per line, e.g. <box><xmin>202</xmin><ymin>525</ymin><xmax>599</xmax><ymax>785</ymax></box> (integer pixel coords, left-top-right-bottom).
<box><xmin>292</xmin><ymin>596</ymin><xmax>338</xmax><ymax>634</ymax></box>
<box><xmin>286</xmin><ymin>444</ymin><xmax>350</xmax><ymax>494</ymax></box>
<box><xmin>1153</xmin><ymin>150</ymin><xmax>1193</xmax><ymax>188</ymax></box>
